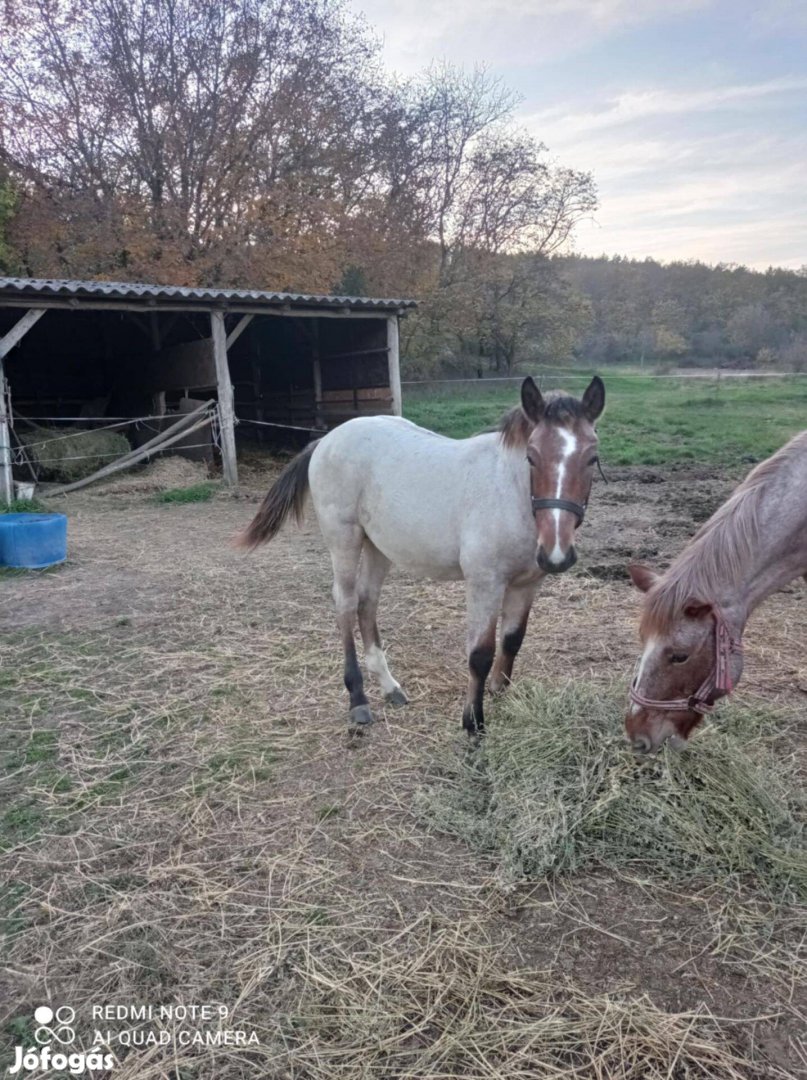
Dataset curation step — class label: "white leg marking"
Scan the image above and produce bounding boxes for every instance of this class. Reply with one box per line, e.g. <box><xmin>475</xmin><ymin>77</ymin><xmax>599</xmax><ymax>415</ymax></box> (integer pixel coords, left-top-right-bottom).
<box><xmin>549</xmin><ymin>429</ymin><xmax>577</xmax><ymax>565</ymax></box>
<box><xmin>366</xmin><ymin>644</ymin><xmax>400</xmax><ymax>695</ymax></box>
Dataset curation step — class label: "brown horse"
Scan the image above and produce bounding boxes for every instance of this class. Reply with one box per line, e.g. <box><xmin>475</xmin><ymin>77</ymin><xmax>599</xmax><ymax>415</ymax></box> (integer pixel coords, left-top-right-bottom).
<box><xmin>626</xmin><ymin>430</ymin><xmax>807</xmax><ymax>753</ymax></box>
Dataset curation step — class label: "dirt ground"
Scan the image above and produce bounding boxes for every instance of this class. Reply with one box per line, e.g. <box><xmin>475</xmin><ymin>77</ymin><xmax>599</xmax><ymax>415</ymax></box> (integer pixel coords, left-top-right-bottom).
<box><xmin>1</xmin><ymin>455</ymin><xmax>805</xmax><ymax>1078</ymax></box>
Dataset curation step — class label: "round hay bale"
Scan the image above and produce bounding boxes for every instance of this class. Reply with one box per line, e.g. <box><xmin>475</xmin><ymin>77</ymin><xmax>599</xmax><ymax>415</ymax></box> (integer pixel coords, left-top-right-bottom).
<box><xmin>19</xmin><ymin>424</ymin><xmax>132</xmax><ymax>483</ymax></box>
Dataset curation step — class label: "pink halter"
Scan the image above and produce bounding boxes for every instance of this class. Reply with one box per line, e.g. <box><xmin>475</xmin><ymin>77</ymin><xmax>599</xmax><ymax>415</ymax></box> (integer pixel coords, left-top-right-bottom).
<box><xmin>629</xmin><ymin>611</ymin><xmax>743</xmax><ymax>716</ymax></box>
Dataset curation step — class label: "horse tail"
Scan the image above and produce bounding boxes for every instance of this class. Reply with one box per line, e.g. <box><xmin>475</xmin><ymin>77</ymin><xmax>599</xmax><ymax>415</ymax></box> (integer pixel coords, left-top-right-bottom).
<box><xmin>236</xmin><ymin>441</ymin><xmax>318</xmax><ymax>550</ymax></box>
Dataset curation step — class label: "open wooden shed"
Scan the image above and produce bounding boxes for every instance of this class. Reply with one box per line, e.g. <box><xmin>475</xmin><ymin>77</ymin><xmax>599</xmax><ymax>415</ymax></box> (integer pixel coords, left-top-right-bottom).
<box><xmin>0</xmin><ymin>277</ymin><xmax>416</xmax><ymax>497</ymax></box>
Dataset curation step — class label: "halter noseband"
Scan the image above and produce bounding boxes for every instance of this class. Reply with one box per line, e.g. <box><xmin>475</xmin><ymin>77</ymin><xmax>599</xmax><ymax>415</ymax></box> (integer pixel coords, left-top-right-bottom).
<box><xmin>629</xmin><ymin>611</ymin><xmax>743</xmax><ymax>716</ymax></box>
<box><xmin>531</xmin><ymin>496</ymin><xmax>586</xmax><ymax>527</ymax></box>
<box><xmin>528</xmin><ymin>455</ymin><xmax>605</xmax><ymax>529</ymax></box>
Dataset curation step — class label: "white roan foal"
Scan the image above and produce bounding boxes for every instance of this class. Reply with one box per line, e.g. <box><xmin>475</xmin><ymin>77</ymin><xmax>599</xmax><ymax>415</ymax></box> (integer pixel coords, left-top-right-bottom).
<box><xmin>238</xmin><ymin>376</ymin><xmax>605</xmax><ymax>732</ymax></box>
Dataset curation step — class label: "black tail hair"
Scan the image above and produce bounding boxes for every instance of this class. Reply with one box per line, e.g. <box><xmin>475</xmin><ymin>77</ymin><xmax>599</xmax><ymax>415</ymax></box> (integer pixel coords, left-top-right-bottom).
<box><xmin>235</xmin><ymin>441</ymin><xmax>317</xmax><ymax>549</ymax></box>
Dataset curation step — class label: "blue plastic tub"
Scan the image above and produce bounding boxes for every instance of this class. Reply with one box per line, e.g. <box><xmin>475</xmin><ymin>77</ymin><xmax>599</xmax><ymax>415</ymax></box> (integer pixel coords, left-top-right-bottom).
<box><xmin>0</xmin><ymin>513</ymin><xmax>67</xmax><ymax>569</ymax></box>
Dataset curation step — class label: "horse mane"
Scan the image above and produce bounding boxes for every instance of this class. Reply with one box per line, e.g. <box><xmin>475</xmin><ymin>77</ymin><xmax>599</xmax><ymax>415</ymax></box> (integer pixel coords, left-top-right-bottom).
<box><xmin>499</xmin><ymin>392</ymin><xmax>586</xmax><ymax>449</ymax></box>
<box><xmin>641</xmin><ymin>430</ymin><xmax>807</xmax><ymax>634</ymax></box>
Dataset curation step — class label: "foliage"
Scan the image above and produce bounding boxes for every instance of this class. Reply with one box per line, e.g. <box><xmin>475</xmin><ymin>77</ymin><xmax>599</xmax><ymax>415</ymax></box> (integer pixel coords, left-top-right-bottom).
<box><xmin>0</xmin><ymin>2</ymin><xmax>594</xmax><ymax>368</ymax></box>
<box><xmin>403</xmin><ymin>372</ymin><xmax>807</xmax><ymax>465</ymax></box>
<box><xmin>0</xmin><ymin>169</ymin><xmax>19</xmax><ymax>273</ymax></box>
<box><xmin>0</xmin><ymin>497</ymin><xmax>47</xmax><ymax>513</ymax></box>
<box><xmin>560</xmin><ymin>256</ymin><xmax>807</xmax><ymax>371</ymax></box>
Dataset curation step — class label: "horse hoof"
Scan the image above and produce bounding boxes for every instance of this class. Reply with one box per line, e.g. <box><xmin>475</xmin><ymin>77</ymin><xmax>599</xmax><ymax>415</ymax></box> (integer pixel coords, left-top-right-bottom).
<box><xmin>384</xmin><ymin>687</ymin><xmax>409</xmax><ymax>707</ymax></box>
<box><xmin>349</xmin><ymin>705</ymin><xmax>375</xmax><ymax>727</ymax></box>
<box><xmin>462</xmin><ymin>707</ymin><xmax>484</xmax><ymax>737</ymax></box>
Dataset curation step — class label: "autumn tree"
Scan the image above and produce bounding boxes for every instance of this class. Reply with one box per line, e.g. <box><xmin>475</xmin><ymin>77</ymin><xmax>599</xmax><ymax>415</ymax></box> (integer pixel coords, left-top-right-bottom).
<box><xmin>0</xmin><ymin>0</ymin><xmax>390</xmax><ymax>287</ymax></box>
<box><xmin>398</xmin><ymin>66</ymin><xmax>596</xmax><ymax>370</ymax></box>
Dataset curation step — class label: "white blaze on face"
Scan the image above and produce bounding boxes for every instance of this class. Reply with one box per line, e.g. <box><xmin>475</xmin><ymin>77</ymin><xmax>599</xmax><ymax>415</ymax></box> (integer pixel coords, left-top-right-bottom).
<box><xmin>549</xmin><ymin>428</ymin><xmax>577</xmax><ymax>565</ymax></box>
<box><xmin>631</xmin><ymin>637</ymin><xmax>658</xmax><ymax>714</ymax></box>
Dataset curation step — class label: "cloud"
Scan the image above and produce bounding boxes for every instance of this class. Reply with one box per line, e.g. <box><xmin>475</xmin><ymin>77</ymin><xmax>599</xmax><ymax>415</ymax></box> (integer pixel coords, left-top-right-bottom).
<box><xmin>346</xmin><ymin>0</ymin><xmax>807</xmax><ymax>267</ymax></box>
<box><xmin>524</xmin><ymin>79</ymin><xmax>807</xmax><ymax>269</ymax></box>
<box><xmin>527</xmin><ymin>77</ymin><xmax>807</xmax><ymax>141</ymax></box>
<box><xmin>350</xmin><ymin>0</ymin><xmax>710</xmax><ymax>74</ymax></box>
<box><xmin>575</xmin><ymin>212</ymin><xmax>807</xmax><ymax>269</ymax></box>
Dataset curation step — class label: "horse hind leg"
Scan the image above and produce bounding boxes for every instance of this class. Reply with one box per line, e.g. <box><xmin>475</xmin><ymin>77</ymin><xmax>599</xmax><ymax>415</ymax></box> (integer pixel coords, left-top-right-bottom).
<box><xmin>357</xmin><ymin>540</ymin><xmax>408</xmax><ymax>707</ymax></box>
<box><xmin>489</xmin><ymin>582</ymin><xmax>537</xmax><ymax>694</ymax></box>
<box><xmin>328</xmin><ymin>525</ymin><xmax>374</xmax><ymax>727</ymax></box>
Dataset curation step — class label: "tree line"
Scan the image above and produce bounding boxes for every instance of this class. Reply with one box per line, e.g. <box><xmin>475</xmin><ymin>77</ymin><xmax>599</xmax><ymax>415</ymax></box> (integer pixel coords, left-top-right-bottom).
<box><xmin>1</xmin><ymin>0</ymin><xmax>804</xmax><ymax>377</ymax></box>
<box><xmin>0</xmin><ymin>0</ymin><xmax>593</xmax><ymax>367</ymax></box>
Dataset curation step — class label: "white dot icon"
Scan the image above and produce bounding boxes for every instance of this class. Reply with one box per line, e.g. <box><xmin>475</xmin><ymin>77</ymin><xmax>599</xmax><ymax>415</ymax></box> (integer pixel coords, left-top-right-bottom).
<box><xmin>34</xmin><ymin>1006</ymin><xmax>53</xmax><ymax>1025</ymax></box>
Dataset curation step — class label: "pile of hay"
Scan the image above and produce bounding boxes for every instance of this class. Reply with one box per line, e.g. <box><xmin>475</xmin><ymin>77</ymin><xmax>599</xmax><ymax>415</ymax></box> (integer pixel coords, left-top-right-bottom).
<box><xmin>93</xmin><ymin>456</ymin><xmax>209</xmax><ymax>495</ymax></box>
<box><xmin>274</xmin><ymin>914</ymin><xmax>771</xmax><ymax>1079</ymax></box>
<box><xmin>19</xmin><ymin>424</ymin><xmax>131</xmax><ymax>482</ymax></box>
<box><xmin>418</xmin><ymin>682</ymin><xmax>806</xmax><ymax>896</ymax></box>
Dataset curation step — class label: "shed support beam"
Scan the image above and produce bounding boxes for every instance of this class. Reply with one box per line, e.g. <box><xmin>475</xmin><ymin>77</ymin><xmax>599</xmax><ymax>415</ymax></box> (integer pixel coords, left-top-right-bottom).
<box><xmin>0</xmin><ymin>308</ymin><xmax>46</xmax><ymax>360</ymax></box>
<box><xmin>211</xmin><ymin>310</ymin><xmax>239</xmax><ymax>489</ymax></box>
<box><xmin>387</xmin><ymin>315</ymin><xmax>402</xmax><ymax>417</ymax></box>
<box><xmin>0</xmin><ymin>308</ymin><xmax>46</xmax><ymax>504</ymax></box>
<box><xmin>311</xmin><ymin>320</ymin><xmax>323</xmax><ymax>428</ymax></box>
<box><xmin>226</xmin><ymin>314</ymin><xmax>253</xmax><ymax>350</ymax></box>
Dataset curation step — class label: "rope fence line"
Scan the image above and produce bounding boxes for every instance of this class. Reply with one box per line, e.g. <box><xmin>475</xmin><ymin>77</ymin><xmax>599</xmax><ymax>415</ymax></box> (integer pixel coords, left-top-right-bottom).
<box><xmin>402</xmin><ymin>370</ymin><xmax>807</xmax><ymax>386</ymax></box>
<box><xmin>10</xmin><ymin>442</ymin><xmax>216</xmax><ymax>467</ymax></box>
<box><xmin>15</xmin><ymin>418</ymin><xmax>175</xmax><ymax>451</ymax></box>
<box><xmin>14</xmin><ymin>415</ymin><xmax>184</xmax><ymax>423</ymax></box>
<box><xmin>236</xmin><ymin>416</ymin><xmax>324</xmax><ymax>434</ymax></box>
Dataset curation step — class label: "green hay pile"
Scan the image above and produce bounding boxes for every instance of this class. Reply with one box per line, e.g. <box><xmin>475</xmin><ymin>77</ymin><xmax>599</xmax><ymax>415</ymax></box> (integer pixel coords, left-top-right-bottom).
<box><xmin>419</xmin><ymin>682</ymin><xmax>806</xmax><ymax>897</ymax></box>
<box><xmin>19</xmin><ymin>424</ymin><xmax>131</xmax><ymax>482</ymax></box>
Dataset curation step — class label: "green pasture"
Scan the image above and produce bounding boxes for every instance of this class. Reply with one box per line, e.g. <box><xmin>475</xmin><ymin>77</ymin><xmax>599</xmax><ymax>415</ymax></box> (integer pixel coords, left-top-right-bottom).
<box><xmin>403</xmin><ymin>373</ymin><xmax>807</xmax><ymax>466</ymax></box>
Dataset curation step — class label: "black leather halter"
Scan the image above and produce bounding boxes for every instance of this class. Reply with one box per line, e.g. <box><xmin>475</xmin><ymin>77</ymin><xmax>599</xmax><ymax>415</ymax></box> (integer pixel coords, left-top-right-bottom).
<box><xmin>531</xmin><ymin>496</ymin><xmax>587</xmax><ymax>527</ymax></box>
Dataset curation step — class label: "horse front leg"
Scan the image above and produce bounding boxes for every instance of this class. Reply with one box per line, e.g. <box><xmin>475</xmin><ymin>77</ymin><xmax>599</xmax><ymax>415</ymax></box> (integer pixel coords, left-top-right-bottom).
<box><xmin>489</xmin><ymin>581</ymin><xmax>538</xmax><ymax>694</ymax></box>
<box><xmin>462</xmin><ymin>578</ymin><xmax>505</xmax><ymax>735</ymax></box>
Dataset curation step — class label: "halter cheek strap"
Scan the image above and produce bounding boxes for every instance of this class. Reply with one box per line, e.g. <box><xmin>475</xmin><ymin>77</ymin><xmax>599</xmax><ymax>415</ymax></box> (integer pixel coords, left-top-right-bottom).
<box><xmin>629</xmin><ymin>611</ymin><xmax>743</xmax><ymax>715</ymax></box>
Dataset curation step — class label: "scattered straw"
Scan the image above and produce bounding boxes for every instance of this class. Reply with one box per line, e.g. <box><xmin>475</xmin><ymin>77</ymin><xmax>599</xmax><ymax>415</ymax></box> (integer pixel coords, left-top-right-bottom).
<box><xmin>268</xmin><ymin>914</ymin><xmax>780</xmax><ymax>1079</ymax></box>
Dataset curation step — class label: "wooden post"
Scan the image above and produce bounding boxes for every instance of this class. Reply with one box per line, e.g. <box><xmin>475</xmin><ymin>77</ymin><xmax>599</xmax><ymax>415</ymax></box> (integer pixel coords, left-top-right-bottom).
<box><xmin>311</xmin><ymin>320</ymin><xmax>323</xmax><ymax>428</ymax></box>
<box><xmin>210</xmin><ymin>310</ymin><xmax>239</xmax><ymax>488</ymax></box>
<box><xmin>0</xmin><ymin>308</ymin><xmax>47</xmax><ymax>505</ymax></box>
<box><xmin>0</xmin><ymin>359</ymin><xmax>12</xmax><ymax>506</ymax></box>
<box><xmin>387</xmin><ymin>315</ymin><xmax>402</xmax><ymax>416</ymax></box>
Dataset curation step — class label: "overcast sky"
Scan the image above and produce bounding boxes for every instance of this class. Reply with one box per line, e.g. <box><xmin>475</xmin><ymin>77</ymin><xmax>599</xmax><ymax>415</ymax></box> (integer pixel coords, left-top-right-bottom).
<box><xmin>348</xmin><ymin>0</ymin><xmax>807</xmax><ymax>270</ymax></box>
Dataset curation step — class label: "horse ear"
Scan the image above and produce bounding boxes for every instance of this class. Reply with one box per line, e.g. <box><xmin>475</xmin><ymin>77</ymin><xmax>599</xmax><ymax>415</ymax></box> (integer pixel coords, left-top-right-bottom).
<box><xmin>684</xmin><ymin>601</ymin><xmax>713</xmax><ymax>619</ymax></box>
<box><xmin>628</xmin><ymin>563</ymin><xmax>659</xmax><ymax>593</ymax></box>
<box><xmin>521</xmin><ymin>377</ymin><xmax>545</xmax><ymax>424</ymax></box>
<box><xmin>582</xmin><ymin>375</ymin><xmax>605</xmax><ymax>421</ymax></box>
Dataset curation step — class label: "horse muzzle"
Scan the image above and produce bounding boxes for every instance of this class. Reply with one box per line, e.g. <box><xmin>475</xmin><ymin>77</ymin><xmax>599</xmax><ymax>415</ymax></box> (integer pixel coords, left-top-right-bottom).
<box><xmin>537</xmin><ymin>545</ymin><xmax>577</xmax><ymax>574</ymax></box>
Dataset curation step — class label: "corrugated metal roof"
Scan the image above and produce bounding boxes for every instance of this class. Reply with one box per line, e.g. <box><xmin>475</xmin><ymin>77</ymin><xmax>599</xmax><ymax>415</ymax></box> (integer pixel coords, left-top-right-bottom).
<box><xmin>0</xmin><ymin>277</ymin><xmax>417</xmax><ymax>312</ymax></box>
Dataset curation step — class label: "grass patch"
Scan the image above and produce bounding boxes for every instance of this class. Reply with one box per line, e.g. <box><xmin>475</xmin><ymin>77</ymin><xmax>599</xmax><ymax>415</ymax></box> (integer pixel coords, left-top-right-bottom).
<box><xmin>153</xmin><ymin>481</ymin><xmax>215</xmax><ymax>504</ymax></box>
<box><xmin>418</xmin><ymin>682</ymin><xmax>806</xmax><ymax>896</ymax></box>
<box><xmin>404</xmin><ymin>372</ymin><xmax>807</xmax><ymax>466</ymax></box>
<box><xmin>0</xmin><ymin>497</ymin><xmax>48</xmax><ymax>513</ymax></box>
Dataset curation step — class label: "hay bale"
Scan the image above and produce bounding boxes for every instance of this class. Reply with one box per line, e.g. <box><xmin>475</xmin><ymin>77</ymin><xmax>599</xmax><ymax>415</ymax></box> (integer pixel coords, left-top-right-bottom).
<box><xmin>419</xmin><ymin>682</ymin><xmax>807</xmax><ymax>897</ymax></box>
<box><xmin>19</xmin><ymin>424</ymin><xmax>131</xmax><ymax>482</ymax></box>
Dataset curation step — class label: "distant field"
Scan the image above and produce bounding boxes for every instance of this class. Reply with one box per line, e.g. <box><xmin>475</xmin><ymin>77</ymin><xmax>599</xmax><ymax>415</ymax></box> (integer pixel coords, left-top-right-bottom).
<box><xmin>403</xmin><ymin>373</ymin><xmax>807</xmax><ymax>466</ymax></box>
